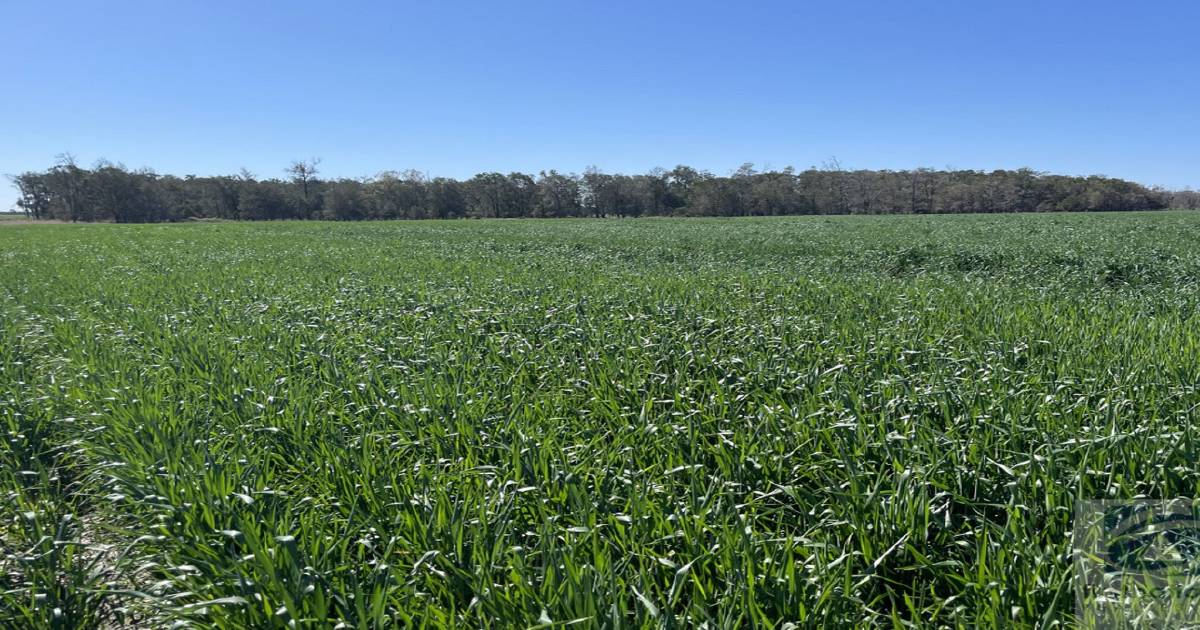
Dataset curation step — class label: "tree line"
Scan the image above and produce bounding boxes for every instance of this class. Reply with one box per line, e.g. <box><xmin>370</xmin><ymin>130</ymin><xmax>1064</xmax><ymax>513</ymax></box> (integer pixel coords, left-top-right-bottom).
<box><xmin>9</xmin><ymin>156</ymin><xmax>1188</xmax><ymax>223</ymax></box>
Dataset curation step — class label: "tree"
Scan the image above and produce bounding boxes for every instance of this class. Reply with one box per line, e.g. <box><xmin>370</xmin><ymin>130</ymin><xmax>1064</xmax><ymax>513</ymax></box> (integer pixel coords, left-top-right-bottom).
<box><xmin>238</xmin><ymin>179</ymin><xmax>288</xmax><ymax>220</ymax></box>
<box><xmin>286</xmin><ymin>158</ymin><xmax>322</xmax><ymax>217</ymax></box>
<box><xmin>47</xmin><ymin>153</ymin><xmax>89</xmax><ymax>222</ymax></box>
<box><xmin>428</xmin><ymin>177</ymin><xmax>466</xmax><ymax>219</ymax></box>
<box><xmin>641</xmin><ymin>168</ymin><xmax>673</xmax><ymax>216</ymax></box>
<box><xmin>11</xmin><ymin>172</ymin><xmax>52</xmax><ymax>220</ymax></box>
<box><xmin>323</xmin><ymin>179</ymin><xmax>366</xmax><ymax>220</ymax></box>
<box><xmin>7</xmin><ymin>158</ymin><xmax>1176</xmax><ymax>222</ymax></box>
<box><xmin>506</xmin><ymin>172</ymin><xmax>538</xmax><ymax>218</ymax></box>
<box><xmin>91</xmin><ymin>161</ymin><xmax>142</xmax><ymax>223</ymax></box>
<box><xmin>667</xmin><ymin>165</ymin><xmax>704</xmax><ymax>210</ymax></box>
<box><xmin>1170</xmin><ymin>188</ymin><xmax>1200</xmax><ymax>210</ymax></box>
<box><xmin>582</xmin><ymin>167</ymin><xmax>618</xmax><ymax>218</ymax></box>
<box><xmin>465</xmin><ymin>172</ymin><xmax>510</xmax><ymax>218</ymax></box>
<box><xmin>366</xmin><ymin>171</ymin><xmax>427</xmax><ymax>219</ymax></box>
<box><xmin>536</xmin><ymin>170</ymin><xmax>581</xmax><ymax>218</ymax></box>
<box><xmin>199</xmin><ymin>176</ymin><xmax>242</xmax><ymax>219</ymax></box>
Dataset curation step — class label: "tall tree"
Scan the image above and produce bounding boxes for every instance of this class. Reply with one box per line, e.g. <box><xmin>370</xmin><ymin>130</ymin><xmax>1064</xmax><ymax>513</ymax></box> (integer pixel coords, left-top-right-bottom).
<box><xmin>286</xmin><ymin>158</ymin><xmax>322</xmax><ymax>217</ymax></box>
<box><xmin>536</xmin><ymin>170</ymin><xmax>581</xmax><ymax>218</ymax></box>
<box><xmin>11</xmin><ymin>172</ymin><xmax>52</xmax><ymax>220</ymax></box>
<box><xmin>47</xmin><ymin>153</ymin><xmax>89</xmax><ymax>222</ymax></box>
<box><xmin>9</xmin><ymin>159</ymin><xmax>1175</xmax><ymax>222</ymax></box>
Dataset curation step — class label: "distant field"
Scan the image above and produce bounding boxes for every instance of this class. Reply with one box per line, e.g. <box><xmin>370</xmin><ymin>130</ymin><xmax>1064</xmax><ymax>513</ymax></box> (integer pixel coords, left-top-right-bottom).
<box><xmin>3</xmin><ymin>212</ymin><xmax>1200</xmax><ymax>627</ymax></box>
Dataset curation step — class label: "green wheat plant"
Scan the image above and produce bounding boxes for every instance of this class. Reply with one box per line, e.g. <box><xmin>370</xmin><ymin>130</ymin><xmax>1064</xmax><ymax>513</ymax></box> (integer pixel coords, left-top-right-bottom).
<box><xmin>3</xmin><ymin>212</ymin><xmax>1200</xmax><ymax>627</ymax></box>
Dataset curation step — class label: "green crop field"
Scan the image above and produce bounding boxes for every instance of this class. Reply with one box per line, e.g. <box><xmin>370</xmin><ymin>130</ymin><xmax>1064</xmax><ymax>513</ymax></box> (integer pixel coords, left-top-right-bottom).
<box><xmin>3</xmin><ymin>212</ymin><xmax>1200</xmax><ymax>628</ymax></box>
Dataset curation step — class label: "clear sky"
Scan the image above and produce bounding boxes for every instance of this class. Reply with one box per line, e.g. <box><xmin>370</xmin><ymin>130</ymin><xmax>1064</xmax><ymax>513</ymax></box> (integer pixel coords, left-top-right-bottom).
<box><xmin>3</xmin><ymin>1</ymin><xmax>1198</xmax><ymax>210</ymax></box>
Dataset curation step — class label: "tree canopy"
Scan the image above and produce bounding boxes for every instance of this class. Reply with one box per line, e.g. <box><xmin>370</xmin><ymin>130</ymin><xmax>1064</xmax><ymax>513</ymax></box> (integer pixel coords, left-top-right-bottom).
<box><xmin>8</xmin><ymin>158</ymin><xmax>1183</xmax><ymax>223</ymax></box>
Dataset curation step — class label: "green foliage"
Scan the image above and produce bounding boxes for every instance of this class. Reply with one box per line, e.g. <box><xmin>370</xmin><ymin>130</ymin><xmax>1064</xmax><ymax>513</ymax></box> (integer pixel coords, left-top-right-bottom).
<box><xmin>10</xmin><ymin>162</ymin><xmax>1177</xmax><ymax>223</ymax></box>
<box><xmin>3</xmin><ymin>212</ymin><xmax>1200</xmax><ymax>627</ymax></box>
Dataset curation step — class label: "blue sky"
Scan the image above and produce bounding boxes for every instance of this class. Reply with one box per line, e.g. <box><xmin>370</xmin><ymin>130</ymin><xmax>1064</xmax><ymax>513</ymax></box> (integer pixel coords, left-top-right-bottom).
<box><xmin>3</xmin><ymin>1</ymin><xmax>1198</xmax><ymax>210</ymax></box>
